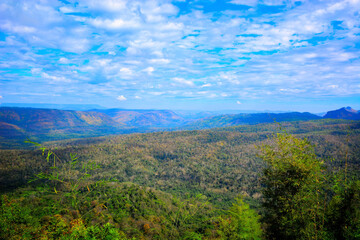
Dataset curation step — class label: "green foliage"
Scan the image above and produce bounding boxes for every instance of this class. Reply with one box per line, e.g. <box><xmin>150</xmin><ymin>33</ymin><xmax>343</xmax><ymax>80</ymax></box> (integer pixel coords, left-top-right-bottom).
<box><xmin>24</xmin><ymin>140</ymin><xmax>115</xmax><ymax>213</ymax></box>
<box><xmin>217</xmin><ymin>197</ymin><xmax>262</xmax><ymax>240</ymax></box>
<box><xmin>0</xmin><ymin>120</ymin><xmax>360</xmax><ymax>239</ymax></box>
<box><xmin>260</xmin><ymin>130</ymin><xmax>360</xmax><ymax>239</ymax></box>
<box><xmin>0</xmin><ymin>192</ymin><xmax>133</xmax><ymax>239</ymax></box>
<box><xmin>166</xmin><ymin>194</ymin><xmax>212</xmax><ymax>239</ymax></box>
<box><xmin>0</xmin><ymin>140</ymin><xmax>217</xmax><ymax>239</ymax></box>
<box><xmin>66</xmin><ymin>222</ymin><xmax>132</xmax><ymax>240</ymax></box>
<box><xmin>183</xmin><ymin>231</ymin><xmax>204</xmax><ymax>240</ymax></box>
<box><xmin>326</xmin><ymin>179</ymin><xmax>360</xmax><ymax>240</ymax></box>
<box><xmin>2</xmin><ymin>120</ymin><xmax>359</xmax><ymax>204</ymax></box>
<box><xmin>260</xmin><ymin>132</ymin><xmax>326</xmax><ymax>239</ymax></box>
<box><xmin>0</xmin><ymin>183</ymin><xmax>218</xmax><ymax>239</ymax></box>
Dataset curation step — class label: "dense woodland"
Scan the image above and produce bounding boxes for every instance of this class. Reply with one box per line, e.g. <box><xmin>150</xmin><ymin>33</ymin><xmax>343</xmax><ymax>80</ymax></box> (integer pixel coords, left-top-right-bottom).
<box><xmin>1</xmin><ymin>119</ymin><xmax>360</xmax><ymax>239</ymax></box>
<box><xmin>2</xmin><ymin>106</ymin><xmax>356</xmax><ymax>149</ymax></box>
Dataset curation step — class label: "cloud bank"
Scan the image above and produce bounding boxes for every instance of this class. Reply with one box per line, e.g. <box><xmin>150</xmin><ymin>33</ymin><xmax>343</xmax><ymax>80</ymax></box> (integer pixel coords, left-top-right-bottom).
<box><xmin>0</xmin><ymin>0</ymin><xmax>359</xmax><ymax>111</ymax></box>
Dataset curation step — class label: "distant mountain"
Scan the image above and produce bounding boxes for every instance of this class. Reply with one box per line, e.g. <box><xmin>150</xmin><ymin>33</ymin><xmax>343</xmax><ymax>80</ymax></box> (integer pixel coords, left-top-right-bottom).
<box><xmin>182</xmin><ymin>112</ymin><xmax>322</xmax><ymax>129</ymax></box>
<box><xmin>0</xmin><ymin>107</ymin><xmax>185</xmax><ymax>147</ymax></box>
<box><xmin>0</xmin><ymin>107</ymin><xmax>123</xmax><ymax>145</ymax></box>
<box><xmin>174</xmin><ymin>110</ymin><xmax>221</xmax><ymax>120</ymax></box>
<box><xmin>93</xmin><ymin>109</ymin><xmax>184</xmax><ymax>127</ymax></box>
<box><xmin>174</xmin><ymin>109</ymin><xmax>290</xmax><ymax>120</ymax></box>
<box><xmin>0</xmin><ymin>107</ymin><xmax>119</xmax><ymax>131</ymax></box>
<box><xmin>323</xmin><ymin>107</ymin><xmax>360</xmax><ymax>120</ymax></box>
<box><xmin>0</xmin><ymin>122</ymin><xmax>27</xmax><ymax>140</ymax></box>
<box><xmin>1</xmin><ymin>106</ymin><xmax>359</xmax><ymax>148</ymax></box>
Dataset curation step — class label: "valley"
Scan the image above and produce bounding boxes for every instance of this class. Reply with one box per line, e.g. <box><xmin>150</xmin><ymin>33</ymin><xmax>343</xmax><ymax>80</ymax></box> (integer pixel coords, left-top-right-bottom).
<box><xmin>0</xmin><ymin>106</ymin><xmax>359</xmax><ymax>239</ymax></box>
<box><xmin>1</xmin><ymin>115</ymin><xmax>360</xmax><ymax>239</ymax></box>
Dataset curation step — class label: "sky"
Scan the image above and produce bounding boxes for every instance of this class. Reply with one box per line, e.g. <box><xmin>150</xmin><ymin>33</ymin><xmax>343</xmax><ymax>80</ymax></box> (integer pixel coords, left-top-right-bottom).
<box><xmin>0</xmin><ymin>0</ymin><xmax>360</xmax><ymax>112</ymax></box>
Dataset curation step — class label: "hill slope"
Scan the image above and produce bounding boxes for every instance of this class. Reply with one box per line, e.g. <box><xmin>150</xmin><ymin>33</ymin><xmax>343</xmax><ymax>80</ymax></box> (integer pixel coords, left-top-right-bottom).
<box><xmin>183</xmin><ymin>112</ymin><xmax>321</xmax><ymax>129</ymax></box>
<box><xmin>0</xmin><ymin>107</ymin><xmax>120</xmax><ymax>130</ymax></box>
<box><xmin>0</xmin><ymin>107</ymin><xmax>186</xmax><ymax>147</ymax></box>
<box><xmin>324</xmin><ymin>106</ymin><xmax>360</xmax><ymax>120</ymax></box>
<box><xmin>1</xmin><ymin>106</ymin><xmax>359</xmax><ymax>148</ymax></box>
<box><xmin>94</xmin><ymin>108</ymin><xmax>184</xmax><ymax>127</ymax></box>
<box><xmin>0</xmin><ymin>107</ymin><xmax>123</xmax><ymax>144</ymax></box>
<box><xmin>1</xmin><ymin>119</ymin><xmax>359</xmax><ymax>200</ymax></box>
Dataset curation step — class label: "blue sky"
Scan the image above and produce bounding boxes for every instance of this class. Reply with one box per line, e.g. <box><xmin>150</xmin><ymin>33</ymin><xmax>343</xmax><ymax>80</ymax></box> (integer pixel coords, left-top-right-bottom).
<box><xmin>0</xmin><ymin>0</ymin><xmax>360</xmax><ymax>112</ymax></box>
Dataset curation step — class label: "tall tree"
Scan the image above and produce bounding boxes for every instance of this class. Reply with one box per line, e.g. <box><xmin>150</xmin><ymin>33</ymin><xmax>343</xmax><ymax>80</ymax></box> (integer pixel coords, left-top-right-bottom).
<box><xmin>218</xmin><ymin>197</ymin><xmax>262</xmax><ymax>240</ymax></box>
<box><xmin>260</xmin><ymin>132</ymin><xmax>326</xmax><ymax>240</ymax></box>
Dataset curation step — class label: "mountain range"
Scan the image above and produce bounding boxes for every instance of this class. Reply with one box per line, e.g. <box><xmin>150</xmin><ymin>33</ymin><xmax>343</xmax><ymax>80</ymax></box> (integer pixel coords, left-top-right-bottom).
<box><xmin>0</xmin><ymin>106</ymin><xmax>359</xmax><ymax>148</ymax></box>
<box><xmin>93</xmin><ymin>108</ymin><xmax>184</xmax><ymax>127</ymax></box>
<box><xmin>181</xmin><ymin>112</ymin><xmax>322</xmax><ymax>130</ymax></box>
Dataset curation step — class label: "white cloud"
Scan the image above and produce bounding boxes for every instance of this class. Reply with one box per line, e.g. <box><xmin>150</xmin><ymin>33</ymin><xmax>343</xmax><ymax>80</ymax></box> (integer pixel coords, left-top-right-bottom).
<box><xmin>31</xmin><ymin>68</ymin><xmax>42</xmax><ymax>74</ymax></box>
<box><xmin>157</xmin><ymin>22</ymin><xmax>184</xmax><ymax>31</ymax></box>
<box><xmin>149</xmin><ymin>92</ymin><xmax>165</xmax><ymax>96</ymax></box>
<box><xmin>262</xmin><ymin>0</ymin><xmax>287</xmax><ymax>6</ymax></box>
<box><xmin>59</xmin><ymin>57</ymin><xmax>69</xmax><ymax>64</ymax></box>
<box><xmin>126</xmin><ymin>38</ymin><xmax>168</xmax><ymax>56</ymax></box>
<box><xmin>172</xmin><ymin>77</ymin><xmax>195</xmax><ymax>86</ymax></box>
<box><xmin>82</xmin><ymin>0</ymin><xmax>127</xmax><ymax>12</ymax></box>
<box><xmin>0</xmin><ymin>96</ymin><xmax>3</xmax><ymax>99</ymax></box>
<box><xmin>1</xmin><ymin>0</ymin><xmax>359</xmax><ymax>109</ymax></box>
<box><xmin>117</xmin><ymin>95</ymin><xmax>127</xmax><ymax>101</ymax></box>
<box><xmin>124</xmin><ymin>60</ymin><xmax>141</xmax><ymax>65</ymax></box>
<box><xmin>89</xmin><ymin>18</ymin><xmax>140</xmax><ymax>30</ymax></box>
<box><xmin>201</xmin><ymin>83</ymin><xmax>212</xmax><ymax>87</ymax></box>
<box><xmin>140</xmin><ymin>1</ymin><xmax>178</xmax><ymax>17</ymax></box>
<box><xmin>59</xmin><ymin>6</ymin><xmax>76</xmax><ymax>13</ymax></box>
<box><xmin>97</xmin><ymin>59</ymin><xmax>112</xmax><ymax>67</ymax></box>
<box><xmin>148</xmin><ymin>58</ymin><xmax>170</xmax><ymax>64</ymax></box>
<box><xmin>237</xmin><ymin>101</ymin><xmax>242</xmax><ymax>104</ymax></box>
<box><xmin>143</xmin><ymin>67</ymin><xmax>155</xmax><ymax>75</ymax></box>
<box><xmin>220</xmin><ymin>72</ymin><xmax>241</xmax><ymax>85</ymax></box>
<box><xmin>135</xmin><ymin>95</ymin><xmax>142</xmax><ymax>99</ymax></box>
<box><xmin>1</xmin><ymin>22</ymin><xmax>36</xmax><ymax>33</ymax></box>
<box><xmin>332</xmin><ymin>52</ymin><xmax>356</xmax><ymax>62</ymax></box>
<box><xmin>327</xmin><ymin>1</ymin><xmax>347</xmax><ymax>13</ymax></box>
<box><xmin>120</xmin><ymin>68</ymin><xmax>132</xmax><ymax>73</ymax></box>
<box><xmin>128</xmin><ymin>38</ymin><xmax>166</xmax><ymax>51</ymax></box>
<box><xmin>229</xmin><ymin>0</ymin><xmax>258</xmax><ymax>6</ymax></box>
<box><xmin>293</xmin><ymin>53</ymin><xmax>318</xmax><ymax>63</ymax></box>
<box><xmin>61</xmin><ymin>38</ymin><xmax>90</xmax><ymax>54</ymax></box>
<box><xmin>279</xmin><ymin>88</ymin><xmax>305</xmax><ymax>94</ymax></box>
<box><xmin>41</xmin><ymin>72</ymin><xmax>73</xmax><ymax>83</ymax></box>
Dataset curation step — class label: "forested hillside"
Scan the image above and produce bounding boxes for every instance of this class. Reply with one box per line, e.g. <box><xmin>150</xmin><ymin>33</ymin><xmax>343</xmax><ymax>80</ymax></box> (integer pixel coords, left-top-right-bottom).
<box><xmin>183</xmin><ymin>112</ymin><xmax>321</xmax><ymax>129</ymax></box>
<box><xmin>0</xmin><ymin>107</ymin><xmax>184</xmax><ymax>148</ymax></box>
<box><xmin>1</xmin><ymin>119</ymin><xmax>359</xmax><ymax>239</ymax></box>
<box><xmin>0</xmin><ymin>107</ymin><xmax>122</xmax><ymax>147</ymax></box>
<box><xmin>2</xmin><ymin>107</ymin><xmax>356</xmax><ymax>149</ymax></box>
<box><xmin>93</xmin><ymin>109</ymin><xmax>184</xmax><ymax>127</ymax></box>
<box><xmin>2</xmin><ymin>119</ymin><xmax>359</xmax><ymax>198</ymax></box>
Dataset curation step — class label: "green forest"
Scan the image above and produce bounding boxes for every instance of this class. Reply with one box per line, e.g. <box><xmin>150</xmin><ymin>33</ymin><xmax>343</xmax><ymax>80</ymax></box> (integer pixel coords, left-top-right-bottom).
<box><xmin>1</xmin><ymin>119</ymin><xmax>360</xmax><ymax>239</ymax></box>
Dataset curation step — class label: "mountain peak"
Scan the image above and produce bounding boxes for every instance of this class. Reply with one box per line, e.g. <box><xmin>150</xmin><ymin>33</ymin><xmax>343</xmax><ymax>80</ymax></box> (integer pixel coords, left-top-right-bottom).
<box><xmin>344</xmin><ymin>106</ymin><xmax>358</xmax><ymax>113</ymax></box>
<box><xmin>324</xmin><ymin>107</ymin><xmax>360</xmax><ymax>120</ymax></box>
